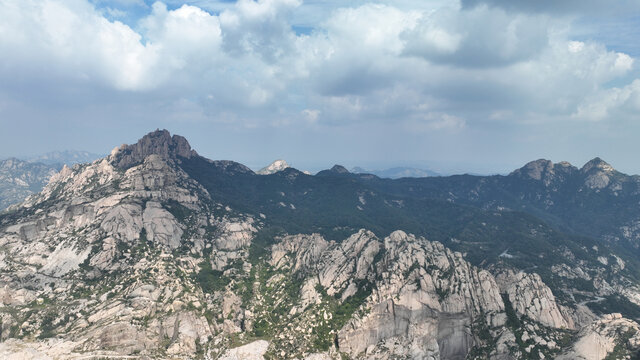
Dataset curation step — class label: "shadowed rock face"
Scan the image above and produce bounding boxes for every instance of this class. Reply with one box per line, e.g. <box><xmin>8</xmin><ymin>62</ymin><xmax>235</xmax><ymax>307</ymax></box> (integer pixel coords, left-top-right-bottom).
<box><xmin>110</xmin><ymin>129</ymin><xmax>197</xmax><ymax>170</ymax></box>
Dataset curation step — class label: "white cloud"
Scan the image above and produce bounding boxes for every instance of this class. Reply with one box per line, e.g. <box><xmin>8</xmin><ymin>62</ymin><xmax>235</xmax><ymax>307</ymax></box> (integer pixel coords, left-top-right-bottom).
<box><xmin>402</xmin><ymin>6</ymin><xmax>551</xmax><ymax>67</ymax></box>
<box><xmin>0</xmin><ymin>0</ymin><xmax>637</xmax><ymax>134</ymax></box>
<box><xmin>138</xmin><ymin>2</ymin><xmax>223</xmax><ymax>85</ymax></box>
<box><xmin>219</xmin><ymin>0</ymin><xmax>301</xmax><ymax>62</ymax></box>
<box><xmin>568</xmin><ymin>41</ymin><xmax>584</xmax><ymax>53</ymax></box>
<box><xmin>573</xmin><ymin>80</ymin><xmax>640</xmax><ymax>121</ymax></box>
<box><xmin>0</xmin><ymin>0</ymin><xmax>157</xmax><ymax>90</ymax></box>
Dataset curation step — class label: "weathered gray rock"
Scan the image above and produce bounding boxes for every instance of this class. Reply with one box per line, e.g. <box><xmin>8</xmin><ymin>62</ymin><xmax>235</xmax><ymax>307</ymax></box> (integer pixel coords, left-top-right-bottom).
<box><xmin>496</xmin><ymin>270</ymin><xmax>574</xmax><ymax>329</ymax></box>
<box><xmin>110</xmin><ymin>129</ymin><xmax>197</xmax><ymax>170</ymax></box>
<box><xmin>557</xmin><ymin>313</ymin><xmax>640</xmax><ymax>360</ymax></box>
<box><xmin>220</xmin><ymin>340</ymin><xmax>269</xmax><ymax>360</ymax></box>
<box><xmin>336</xmin><ymin>230</ymin><xmax>507</xmax><ymax>359</ymax></box>
<box><xmin>257</xmin><ymin>159</ymin><xmax>290</xmax><ymax>175</ymax></box>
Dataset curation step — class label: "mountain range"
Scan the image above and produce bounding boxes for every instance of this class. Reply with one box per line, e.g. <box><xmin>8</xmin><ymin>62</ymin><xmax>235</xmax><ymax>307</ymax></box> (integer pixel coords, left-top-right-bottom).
<box><xmin>351</xmin><ymin>166</ymin><xmax>440</xmax><ymax>178</ymax></box>
<box><xmin>0</xmin><ymin>158</ymin><xmax>58</xmax><ymax>211</ymax></box>
<box><xmin>0</xmin><ymin>151</ymin><xmax>104</xmax><ymax>211</ymax></box>
<box><xmin>26</xmin><ymin>150</ymin><xmax>103</xmax><ymax>167</ymax></box>
<box><xmin>0</xmin><ymin>129</ymin><xmax>639</xmax><ymax>359</ymax></box>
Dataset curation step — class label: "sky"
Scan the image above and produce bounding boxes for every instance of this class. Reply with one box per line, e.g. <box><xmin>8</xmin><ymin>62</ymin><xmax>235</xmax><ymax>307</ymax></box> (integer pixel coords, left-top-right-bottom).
<box><xmin>1</xmin><ymin>0</ymin><xmax>640</xmax><ymax>174</ymax></box>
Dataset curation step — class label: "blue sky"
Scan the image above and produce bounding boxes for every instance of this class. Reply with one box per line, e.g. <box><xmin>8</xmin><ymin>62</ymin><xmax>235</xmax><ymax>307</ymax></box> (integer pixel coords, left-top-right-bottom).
<box><xmin>1</xmin><ymin>0</ymin><xmax>640</xmax><ymax>174</ymax></box>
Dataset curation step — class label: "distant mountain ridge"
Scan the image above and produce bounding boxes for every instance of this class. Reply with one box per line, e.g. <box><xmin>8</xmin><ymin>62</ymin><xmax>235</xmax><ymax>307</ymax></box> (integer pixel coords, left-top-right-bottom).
<box><xmin>0</xmin><ymin>151</ymin><xmax>103</xmax><ymax>210</ymax></box>
<box><xmin>27</xmin><ymin>150</ymin><xmax>102</xmax><ymax>166</ymax></box>
<box><xmin>0</xmin><ymin>158</ymin><xmax>58</xmax><ymax>210</ymax></box>
<box><xmin>351</xmin><ymin>166</ymin><xmax>439</xmax><ymax>178</ymax></box>
<box><xmin>352</xmin><ymin>157</ymin><xmax>640</xmax><ymax>257</ymax></box>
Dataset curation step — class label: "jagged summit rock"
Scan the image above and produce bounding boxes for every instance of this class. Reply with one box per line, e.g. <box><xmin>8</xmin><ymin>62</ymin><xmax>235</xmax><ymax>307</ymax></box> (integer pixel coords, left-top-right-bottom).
<box><xmin>110</xmin><ymin>129</ymin><xmax>197</xmax><ymax>170</ymax></box>
<box><xmin>581</xmin><ymin>157</ymin><xmax>615</xmax><ymax>174</ymax></box>
<box><xmin>510</xmin><ymin>159</ymin><xmax>555</xmax><ymax>181</ymax></box>
<box><xmin>581</xmin><ymin>157</ymin><xmax>616</xmax><ymax>190</ymax></box>
<box><xmin>510</xmin><ymin>159</ymin><xmax>577</xmax><ymax>186</ymax></box>
<box><xmin>256</xmin><ymin>159</ymin><xmax>290</xmax><ymax>175</ymax></box>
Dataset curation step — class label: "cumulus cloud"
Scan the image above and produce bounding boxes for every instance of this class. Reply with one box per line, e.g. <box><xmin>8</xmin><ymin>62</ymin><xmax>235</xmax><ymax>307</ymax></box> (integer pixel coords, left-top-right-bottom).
<box><xmin>402</xmin><ymin>6</ymin><xmax>550</xmax><ymax>68</ymax></box>
<box><xmin>573</xmin><ymin>80</ymin><xmax>640</xmax><ymax>121</ymax></box>
<box><xmin>219</xmin><ymin>0</ymin><xmax>301</xmax><ymax>62</ymax></box>
<box><xmin>138</xmin><ymin>2</ymin><xmax>223</xmax><ymax>84</ymax></box>
<box><xmin>0</xmin><ymin>0</ymin><xmax>639</xmax><ymax>170</ymax></box>
<box><xmin>0</xmin><ymin>0</ymin><xmax>157</xmax><ymax>90</ymax></box>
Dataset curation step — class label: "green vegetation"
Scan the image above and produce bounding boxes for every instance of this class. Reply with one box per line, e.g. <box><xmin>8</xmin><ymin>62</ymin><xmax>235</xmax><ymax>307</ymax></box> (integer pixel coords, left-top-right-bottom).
<box><xmin>196</xmin><ymin>259</ymin><xmax>230</xmax><ymax>293</ymax></box>
<box><xmin>503</xmin><ymin>294</ymin><xmax>521</xmax><ymax>329</ymax></box>
<box><xmin>604</xmin><ymin>328</ymin><xmax>639</xmax><ymax>360</ymax></box>
<box><xmin>37</xmin><ymin>312</ymin><xmax>57</xmax><ymax>339</ymax></box>
<box><xmin>78</xmin><ymin>243</ymin><xmax>101</xmax><ymax>271</ymax></box>
<box><xmin>466</xmin><ymin>316</ymin><xmax>497</xmax><ymax>359</ymax></box>
<box><xmin>588</xmin><ymin>295</ymin><xmax>640</xmax><ymax>321</ymax></box>
<box><xmin>163</xmin><ymin>199</ymin><xmax>194</xmax><ymax>222</ymax></box>
<box><xmin>311</xmin><ymin>281</ymin><xmax>373</xmax><ymax>351</ymax></box>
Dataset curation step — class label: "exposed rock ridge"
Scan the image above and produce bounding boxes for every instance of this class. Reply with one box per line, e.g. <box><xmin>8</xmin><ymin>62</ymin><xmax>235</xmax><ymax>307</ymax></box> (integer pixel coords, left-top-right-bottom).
<box><xmin>580</xmin><ymin>157</ymin><xmax>617</xmax><ymax>190</ymax></box>
<box><xmin>510</xmin><ymin>159</ymin><xmax>578</xmax><ymax>186</ymax></box>
<box><xmin>496</xmin><ymin>270</ymin><xmax>574</xmax><ymax>329</ymax></box>
<box><xmin>0</xmin><ymin>146</ymin><xmax>258</xmax><ymax>358</ymax></box>
<box><xmin>270</xmin><ymin>230</ymin><xmax>512</xmax><ymax>359</ymax></box>
<box><xmin>257</xmin><ymin>160</ymin><xmax>290</xmax><ymax>175</ymax></box>
<box><xmin>558</xmin><ymin>313</ymin><xmax>640</xmax><ymax>360</ymax></box>
<box><xmin>110</xmin><ymin>129</ymin><xmax>197</xmax><ymax>170</ymax></box>
<box><xmin>581</xmin><ymin>157</ymin><xmax>615</xmax><ymax>174</ymax></box>
<box><xmin>336</xmin><ymin>230</ymin><xmax>507</xmax><ymax>359</ymax></box>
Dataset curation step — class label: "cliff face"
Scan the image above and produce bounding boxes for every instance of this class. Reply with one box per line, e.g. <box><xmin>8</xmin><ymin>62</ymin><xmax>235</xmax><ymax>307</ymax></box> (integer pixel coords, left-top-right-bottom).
<box><xmin>110</xmin><ymin>129</ymin><xmax>197</xmax><ymax>170</ymax></box>
<box><xmin>0</xmin><ymin>130</ymin><xmax>638</xmax><ymax>360</ymax></box>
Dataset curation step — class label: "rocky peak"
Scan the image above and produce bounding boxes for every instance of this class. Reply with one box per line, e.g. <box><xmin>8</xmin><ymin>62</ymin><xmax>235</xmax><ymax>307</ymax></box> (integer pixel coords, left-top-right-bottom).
<box><xmin>580</xmin><ymin>157</ymin><xmax>615</xmax><ymax>174</ymax></box>
<box><xmin>511</xmin><ymin>159</ymin><xmax>554</xmax><ymax>181</ymax></box>
<box><xmin>329</xmin><ymin>164</ymin><xmax>349</xmax><ymax>174</ymax></box>
<box><xmin>580</xmin><ymin>158</ymin><xmax>616</xmax><ymax>190</ymax></box>
<box><xmin>110</xmin><ymin>129</ymin><xmax>197</xmax><ymax>170</ymax></box>
<box><xmin>256</xmin><ymin>159</ymin><xmax>290</xmax><ymax>175</ymax></box>
<box><xmin>510</xmin><ymin>159</ymin><xmax>578</xmax><ymax>186</ymax></box>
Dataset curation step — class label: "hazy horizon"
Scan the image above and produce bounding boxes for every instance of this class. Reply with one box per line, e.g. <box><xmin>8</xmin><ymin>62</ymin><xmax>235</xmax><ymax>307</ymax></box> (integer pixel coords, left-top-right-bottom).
<box><xmin>1</xmin><ymin>128</ymin><xmax>631</xmax><ymax>177</ymax></box>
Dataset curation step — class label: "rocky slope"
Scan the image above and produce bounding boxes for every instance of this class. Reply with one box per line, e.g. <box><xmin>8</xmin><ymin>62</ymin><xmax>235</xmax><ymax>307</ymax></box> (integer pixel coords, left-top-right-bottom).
<box><xmin>0</xmin><ymin>130</ymin><xmax>638</xmax><ymax>359</ymax></box>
